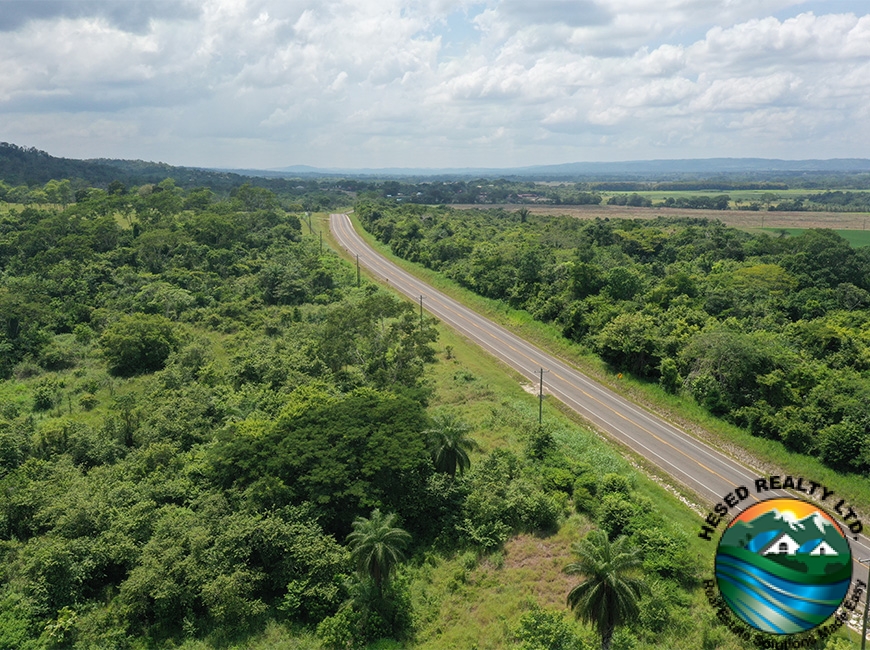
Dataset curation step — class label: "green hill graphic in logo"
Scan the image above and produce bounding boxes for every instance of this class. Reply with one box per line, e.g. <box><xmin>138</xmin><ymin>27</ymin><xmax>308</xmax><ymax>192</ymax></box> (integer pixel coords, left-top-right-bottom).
<box><xmin>715</xmin><ymin>497</ymin><xmax>852</xmax><ymax>634</ymax></box>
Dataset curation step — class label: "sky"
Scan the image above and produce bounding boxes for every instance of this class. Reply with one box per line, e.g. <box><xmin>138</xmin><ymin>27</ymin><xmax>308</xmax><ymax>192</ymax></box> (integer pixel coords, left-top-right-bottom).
<box><xmin>1</xmin><ymin>0</ymin><xmax>869</xmax><ymax>170</ymax></box>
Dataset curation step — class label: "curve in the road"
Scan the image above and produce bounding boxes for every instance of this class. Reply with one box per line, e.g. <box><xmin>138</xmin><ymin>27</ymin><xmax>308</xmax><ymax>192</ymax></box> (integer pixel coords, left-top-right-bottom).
<box><xmin>330</xmin><ymin>212</ymin><xmax>870</xmax><ymax>571</ymax></box>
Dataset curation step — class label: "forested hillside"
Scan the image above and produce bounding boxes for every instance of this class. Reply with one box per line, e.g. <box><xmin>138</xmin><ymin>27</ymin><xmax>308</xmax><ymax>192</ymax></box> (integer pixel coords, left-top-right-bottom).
<box><xmin>358</xmin><ymin>202</ymin><xmax>870</xmax><ymax>477</ymax></box>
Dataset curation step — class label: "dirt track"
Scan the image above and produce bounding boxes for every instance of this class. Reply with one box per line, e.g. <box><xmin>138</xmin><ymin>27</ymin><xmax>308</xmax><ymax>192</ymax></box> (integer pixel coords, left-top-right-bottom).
<box><xmin>451</xmin><ymin>203</ymin><xmax>870</xmax><ymax>231</ymax></box>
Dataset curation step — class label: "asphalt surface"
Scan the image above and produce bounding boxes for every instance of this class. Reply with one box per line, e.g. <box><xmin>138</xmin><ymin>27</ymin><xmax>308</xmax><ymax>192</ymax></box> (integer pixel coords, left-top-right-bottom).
<box><xmin>330</xmin><ymin>212</ymin><xmax>870</xmax><ymax>576</ymax></box>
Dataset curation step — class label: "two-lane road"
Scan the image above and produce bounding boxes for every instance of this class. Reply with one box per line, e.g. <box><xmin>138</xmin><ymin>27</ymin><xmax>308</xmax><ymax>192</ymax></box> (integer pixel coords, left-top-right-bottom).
<box><xmin>330</xmin><ymin>213</ymin><xmax>870</xmax><ymax>569</ymax></box>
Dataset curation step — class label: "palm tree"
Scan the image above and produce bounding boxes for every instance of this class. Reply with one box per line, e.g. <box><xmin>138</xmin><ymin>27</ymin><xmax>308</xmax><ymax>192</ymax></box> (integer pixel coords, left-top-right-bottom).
<box><xmin>565</xmin><ymin>529</ymin><xmax>648</xmax><ymax>650</ymax></box>
<box><xmin>347</xmin><ymin>509</ymin><xmax>411</xmax><ymax>596</ymax></box>
<box><xmin>424</xmin><ymin>413</ymin><xmax>479</xmax><ymax>478</ymax></box>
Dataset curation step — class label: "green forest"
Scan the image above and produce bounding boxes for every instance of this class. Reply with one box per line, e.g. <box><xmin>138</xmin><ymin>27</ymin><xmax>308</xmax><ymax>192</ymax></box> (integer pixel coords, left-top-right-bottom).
<box><xmin>0</xmin><ymin>172</ymin><xmax>861</xmax><ymax>650</ymax></box>
<box><xmin>357</xmin><ymin>202</ymin><xmax>870</xmax><ymax>478</ymax></box>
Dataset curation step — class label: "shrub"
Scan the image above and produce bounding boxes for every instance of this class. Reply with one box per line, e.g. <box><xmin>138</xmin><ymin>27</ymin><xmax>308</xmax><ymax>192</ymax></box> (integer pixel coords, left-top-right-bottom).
<box><xmin>514</xmin><ymin>604</ymin><xmax>586</xmax><ymax>650</ymax></box>
<box><xmin>100</xmin><ymin>314</ymin><xmax>179</xmax><ymax>376</ymax></box>
<box><xmin>32</xmin><ymin>377</ymin><xmax>61</xmax><ymax>411</ymax></box>
<box><xmin>598</xmin><ymin>494</ymin><xmax>637</xmax><ymax>539</ymax></box>
<box><xmin>600</xmin><ymin>473</ymin><xmax>632</xmax><ymax>496</ymax></box>
<box><xmin>39</xmin><ymin>341</ymin><xmax>76</xmax><ymax>371</ymax></box>
<box><xmin>78</xmin><ymin>393</ymin><xmax>98</xmax><ymax>411</ymax></box>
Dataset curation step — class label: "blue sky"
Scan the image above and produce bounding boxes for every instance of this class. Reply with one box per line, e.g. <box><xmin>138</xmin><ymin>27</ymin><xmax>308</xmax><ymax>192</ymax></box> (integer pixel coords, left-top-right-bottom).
<box><xmin>1</xmin><ymin>0</ymin><xmax>868</xmax><ymax>169</ymax></box>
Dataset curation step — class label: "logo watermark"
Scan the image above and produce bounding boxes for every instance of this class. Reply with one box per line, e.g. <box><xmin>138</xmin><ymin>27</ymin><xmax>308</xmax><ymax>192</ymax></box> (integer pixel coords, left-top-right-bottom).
<box><xmin>699</xmin><ymin>475</ymin><xmax>864</xmax><ymax>648</ymax></box>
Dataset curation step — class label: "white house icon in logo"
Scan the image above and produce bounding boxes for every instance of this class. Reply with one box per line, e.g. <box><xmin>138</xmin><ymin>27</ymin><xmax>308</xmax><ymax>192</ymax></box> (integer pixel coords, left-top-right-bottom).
<box><xmin>762</xmin><ymin>533</ymin><xmax>800</xmax><ymax>556</ymax></box>
<box><xmin>760</xmin><ymin>532</ymin><xmax>840</xmax><ymax>556</ymax></box>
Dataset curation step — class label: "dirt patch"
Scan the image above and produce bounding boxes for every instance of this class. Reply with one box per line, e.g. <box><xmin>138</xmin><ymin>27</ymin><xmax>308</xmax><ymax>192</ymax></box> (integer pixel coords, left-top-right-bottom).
<box><xmin>452</xmin><ymin>203</ymin><xmax>870</xmax><ymax>231</ymax></box>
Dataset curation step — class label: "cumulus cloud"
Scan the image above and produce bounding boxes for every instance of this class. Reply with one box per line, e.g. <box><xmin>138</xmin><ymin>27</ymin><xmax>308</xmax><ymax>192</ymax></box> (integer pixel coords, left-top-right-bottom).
<box><xmin>0</xmin><ymin>0</ymin><xmax>868</xmax><ymax>166</ymax></box>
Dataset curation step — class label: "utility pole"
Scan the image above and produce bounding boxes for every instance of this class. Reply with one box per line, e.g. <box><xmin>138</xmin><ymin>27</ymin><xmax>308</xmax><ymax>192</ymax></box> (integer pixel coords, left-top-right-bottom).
<box><xmin>419</xmin><ymin>295</ymin><xmax>424</xmax><ymax>333</ymax></box>
<box><xmin>538</xmin><ymin>367</ymin><xmax>549</xmax><ymax>425</ymax></box>
<box><xmin>356</xmin><ymin>254</ymin><xmax>361</xmax><ymax>287</ymax></box>
<box><xmin>319</xmin><ymin>230</ymin><xmax>323</xmax><ymax>254</ymax></box>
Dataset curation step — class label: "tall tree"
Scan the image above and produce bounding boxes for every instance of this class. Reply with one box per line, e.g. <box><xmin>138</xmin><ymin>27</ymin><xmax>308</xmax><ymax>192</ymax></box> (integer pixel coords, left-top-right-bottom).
<box><xmin>347</xmin><ymin>509</ymin><xmax>411</xmax><ymax>596</ymax></box>
<box><xmin>425</xmin><ymin>413</ymin><xmax>478</xmax><ymax>478</ymax></box>
<box><xmin>565</xmin><ymin>529</ymin><xmax>648</xmax><ymax>650</ymax></box>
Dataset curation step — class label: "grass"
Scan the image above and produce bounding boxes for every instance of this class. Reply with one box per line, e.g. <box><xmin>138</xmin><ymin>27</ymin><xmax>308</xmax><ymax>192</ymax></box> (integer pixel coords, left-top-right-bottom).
<box><xmin>598</xmin><ymin>188</ymin><xmax>870</xmax><ymax>201</ymax></box>
<box><xmin>408</xmin><ymin>521</ymin><xmax>597</xmax><ymax>650</ymax></box>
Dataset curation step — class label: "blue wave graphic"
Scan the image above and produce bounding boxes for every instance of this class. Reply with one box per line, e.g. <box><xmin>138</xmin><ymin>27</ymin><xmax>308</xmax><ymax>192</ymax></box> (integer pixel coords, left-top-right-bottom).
<box><xmin>715</xmin><ymin>552</ymin><xmax>850</xmax><ymax>634</ymax></box>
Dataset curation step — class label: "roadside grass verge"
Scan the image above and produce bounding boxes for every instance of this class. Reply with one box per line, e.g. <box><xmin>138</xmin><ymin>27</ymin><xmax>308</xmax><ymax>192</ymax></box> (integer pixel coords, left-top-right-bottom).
<box><xmin>406</xmin><ymin>321</ymin><xmax>725</xmax><ymax>650</ymax></box>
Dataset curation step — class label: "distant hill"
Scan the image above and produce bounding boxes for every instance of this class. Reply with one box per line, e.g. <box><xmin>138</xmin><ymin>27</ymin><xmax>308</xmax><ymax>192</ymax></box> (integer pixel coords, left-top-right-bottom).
<box><xmin>515</xmin><ymin>158</ymin><xmax>870</xmax><ymax>176</ymax></box>
<box><xmin>0</xmin><ymin>142</ymin><xmax>259</xmax><ymax>190</ymax></box>
<box><xmin>0</xmin><ymin>142</ymin><xmax>122</xmax><ymax>186</ymax></box>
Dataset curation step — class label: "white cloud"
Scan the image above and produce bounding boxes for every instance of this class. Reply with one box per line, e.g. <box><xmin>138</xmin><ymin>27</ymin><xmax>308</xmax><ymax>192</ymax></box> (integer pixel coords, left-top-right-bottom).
<box><xmin>0</xmin><ymin>0</ymin><xmax>868</xmax><ymax>166</ymax></box>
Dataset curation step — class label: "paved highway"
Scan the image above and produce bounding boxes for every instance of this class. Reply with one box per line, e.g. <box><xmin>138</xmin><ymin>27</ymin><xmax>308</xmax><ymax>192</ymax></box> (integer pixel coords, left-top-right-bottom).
<box><xmin>330</xmin><ymin>212</ymin><xmax>870</xmax><ymax>572</ymax></box>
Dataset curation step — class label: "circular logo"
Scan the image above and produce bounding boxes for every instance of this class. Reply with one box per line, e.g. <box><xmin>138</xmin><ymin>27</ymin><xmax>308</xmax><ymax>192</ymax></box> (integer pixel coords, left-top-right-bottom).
<box><xmin>714</xmin><ymin>497</ymin><xmax>853</xmax><ymax>635</ymax></box>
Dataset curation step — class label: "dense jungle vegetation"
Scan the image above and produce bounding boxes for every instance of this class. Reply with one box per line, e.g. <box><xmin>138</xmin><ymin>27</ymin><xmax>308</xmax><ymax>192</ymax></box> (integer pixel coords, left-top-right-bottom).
<box><xmin>358</xmin><ymin>202</ymin><xmax>870</xmax><ymax>478</ymax></box>
<box><xmin>0</xmin><ymin>179</ymin><xmax>762</xmax><ymax>650</ymax></box>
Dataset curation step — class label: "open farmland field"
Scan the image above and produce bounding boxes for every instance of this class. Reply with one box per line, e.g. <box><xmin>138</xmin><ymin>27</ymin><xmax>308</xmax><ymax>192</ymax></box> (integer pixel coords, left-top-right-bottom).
<box><xmin>452</xmin><ymin>202</ymin><xmax>870</xmax><ymax>234</ymax></box>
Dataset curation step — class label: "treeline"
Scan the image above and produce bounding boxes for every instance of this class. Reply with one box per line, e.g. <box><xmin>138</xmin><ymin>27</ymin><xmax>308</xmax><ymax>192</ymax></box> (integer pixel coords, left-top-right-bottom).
<box><xmin>358</xmin><ymin>202</ymin><xmax>870</xmax><ymax>477</ymax></box>
<box><xmin>0</xmin><ymin>173</ymin><xmax>348</xmax><ymax>215</ymax></box>
<box><xmin>0</xmin><ymin>185</ymin><xmax>706</xmax><ymax>648</ymax></box>
<box><xmin>736</xmin><ymin>191</ymin><xmax>870</xmax><ymax>213</ymax></box>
